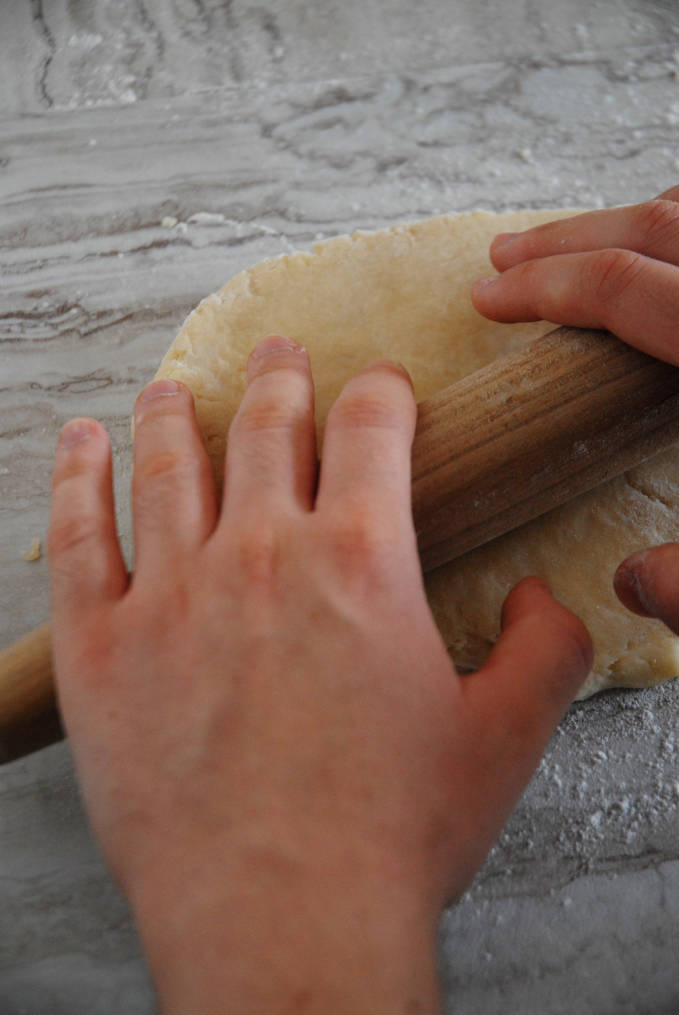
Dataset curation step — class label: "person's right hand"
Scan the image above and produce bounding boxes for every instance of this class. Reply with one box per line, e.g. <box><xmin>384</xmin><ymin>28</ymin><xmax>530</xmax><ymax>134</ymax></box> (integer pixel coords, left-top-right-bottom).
<box><xmin>470</xmin><ymin>186</ymin><xmax>679</xmax><ymax>635</ymax></box>
<box><xmin>48</xmin><ymin>335</ymin><xmax>592</xmax><ymax>1014</ymax></box>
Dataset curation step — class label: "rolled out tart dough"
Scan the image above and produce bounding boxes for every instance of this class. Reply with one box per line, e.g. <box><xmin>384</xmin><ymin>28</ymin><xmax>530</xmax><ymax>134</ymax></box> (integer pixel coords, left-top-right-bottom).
<box><xmin>155</xmin><ymin>210</ymin><xmax>679</xmax><ymax>699</ymax></box>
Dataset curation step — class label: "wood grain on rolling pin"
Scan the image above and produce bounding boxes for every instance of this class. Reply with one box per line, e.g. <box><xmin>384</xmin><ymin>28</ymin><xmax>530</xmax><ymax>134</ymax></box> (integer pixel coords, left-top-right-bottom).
<box><xmin>413</xmin><ymin>326</ymin><xmax>679</xmax><ymax>572</ymax></box>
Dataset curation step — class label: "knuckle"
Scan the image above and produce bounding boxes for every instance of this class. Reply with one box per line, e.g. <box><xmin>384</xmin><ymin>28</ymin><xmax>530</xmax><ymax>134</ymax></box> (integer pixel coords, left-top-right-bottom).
<box><xmin>52</xmin><ymin>454</ymin><xmax>96</xmax><ymax>489</ymax></box>
<box><xmin>151</xmin><ymin>578</ymin><xmax>192</xmax><ymax>634</ymax></box>
<box><xmin>636</xmin><ymin>198</ymin><xmax>679</xmax><ymax>246</ymax></box>
<box><xmin>520</xmin><ymin>258</ymin><xmax>545</xmax><ymax>289</ymax></box>
<box><xmin>233</xmin><ymin>368</ymin><xmax>313</xmax><ymax>440</ymax></box>
<box><xmin>330</xmin><ymin>391</ymin><xmax>404</xmax><ymax>433</ymax></box>
<box><xmin>49</xmin><ymin>515</ymin><xmax>100</xmax><ymax>560</ymax></box>
<box><xmin>497</xmin><ymin>582</ymin><xmax>594</xmax><ymax>713</ymax></box>
<box><xmin>232</xmin><ymin>401</ymin><xmax>305</xmax><ymax>437</ymax></box>
<box><xmin>232</xmin><ymin>369</ymin><xmax>312</xmax><ymax>436</ymax></box>
<box><xmin>588</xmin><ymin>248</ymin><xmax>645</xmax><ymax>306</ymax></box>
<box><xmin>233</xmin><ymin>520</ymin><xmax>282</xmax><ymax>587</ymax></box>
<box><xmin>135</xmin><ymin>450</ymin><xmax>197</xmax><ymax>487</ymax></box>
<box><xmin>327</xmin><ymin>507</ymin><xmax>396</xmax><ymax>580</ymax></box>
<box><xmin>72</xmin><ymin>618</ymin><xmax>118</xmax><ymax>684</ymax></box>
<box><xmin>539</xmin><ymin>605</ymin><xmax>594</xmax><ymax>681</ymax></box>
<box><xmin>515</xmin><ymin>260</ymin><xmax>560</xmax><ymax>321</ymax></box>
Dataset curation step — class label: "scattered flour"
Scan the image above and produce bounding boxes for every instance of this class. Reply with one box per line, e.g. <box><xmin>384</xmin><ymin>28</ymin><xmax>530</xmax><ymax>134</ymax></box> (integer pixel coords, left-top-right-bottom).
<box><xmin>187</xmin><ymin>212</ymin><xmax>227</xmax><ymax>226</ymax></box>
<box><xmin>469</xmin><ymin>681</ymin><xmax>679</xmax><ymax>901</ymax></box>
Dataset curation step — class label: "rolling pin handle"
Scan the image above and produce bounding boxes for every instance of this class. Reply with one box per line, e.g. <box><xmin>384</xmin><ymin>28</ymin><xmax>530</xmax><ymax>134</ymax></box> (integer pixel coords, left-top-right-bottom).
<box><xmin>0</xmin><ymin>622</ymin><xmax>63</xmax><ymax>763</ymax></box>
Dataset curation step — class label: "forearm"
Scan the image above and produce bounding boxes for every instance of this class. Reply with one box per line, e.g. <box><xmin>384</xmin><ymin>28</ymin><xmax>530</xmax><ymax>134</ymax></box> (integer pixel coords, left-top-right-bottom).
<box><xmin>130</xmin><ymin>835</ymin><xmax>443</xmax><ymax>1015</ymax></box>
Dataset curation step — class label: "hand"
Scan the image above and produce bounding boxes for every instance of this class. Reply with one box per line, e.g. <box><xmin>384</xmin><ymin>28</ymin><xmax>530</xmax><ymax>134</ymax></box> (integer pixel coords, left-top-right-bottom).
<box><xmin>471</xmin><ymin>186</ymin><xmax>679</xmax><ymax>642</ymax></box>
<box><xmin>49</xmin><ymin>335</ymin><xmax>591</xmax><ymax>1014</ymax></box>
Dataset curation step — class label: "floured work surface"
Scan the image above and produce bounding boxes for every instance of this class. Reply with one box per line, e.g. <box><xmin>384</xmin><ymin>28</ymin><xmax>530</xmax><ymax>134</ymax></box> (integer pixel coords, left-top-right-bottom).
<box><xmin>155</xmin><ymin>210</ymin><xmax>679</xmax><ymax>699</ymax></box>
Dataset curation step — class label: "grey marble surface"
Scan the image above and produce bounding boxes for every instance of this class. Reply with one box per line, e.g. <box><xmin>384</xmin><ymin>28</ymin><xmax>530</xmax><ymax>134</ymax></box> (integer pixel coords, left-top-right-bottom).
<box><xmin>2</xmin><ymin>1</ymin><xmax>679</xmax><ymax>1012</ymax></box>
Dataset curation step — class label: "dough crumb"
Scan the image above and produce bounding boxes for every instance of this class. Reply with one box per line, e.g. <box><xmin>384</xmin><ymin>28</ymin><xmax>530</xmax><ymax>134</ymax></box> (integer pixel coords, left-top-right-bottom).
<box><xmin>23</xmin><ymin>537</ymin><xmax>42</xmax><ymax>562</ymax></box>
<box><xmin>161</xmin><ymin>216</ymin><xmax>178</xmax><ymax>229</ymax></box>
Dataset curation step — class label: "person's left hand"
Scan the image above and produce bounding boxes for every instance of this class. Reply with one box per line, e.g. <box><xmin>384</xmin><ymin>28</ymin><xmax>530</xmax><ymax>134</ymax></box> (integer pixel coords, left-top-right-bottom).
<box><xmin>471</xmin><ymin>185</ymin><xmax>679</xmax><ymax>365</ymax></box>
<box><xmin>471</xmin><ymin>185</ymin><xmax>679</xmax><ymax>637</ymax></box>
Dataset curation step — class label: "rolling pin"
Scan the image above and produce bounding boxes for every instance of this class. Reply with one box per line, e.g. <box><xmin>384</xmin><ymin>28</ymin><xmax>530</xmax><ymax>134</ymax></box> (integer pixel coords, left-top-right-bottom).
<box><xmin>5</xmin><ymin>324</ymin><xmax>679</xmax><ymax>763</ymax></box>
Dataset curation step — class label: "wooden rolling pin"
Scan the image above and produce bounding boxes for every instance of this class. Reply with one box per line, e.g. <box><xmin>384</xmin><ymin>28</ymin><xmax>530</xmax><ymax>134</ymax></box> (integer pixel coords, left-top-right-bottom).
<box><xmin>5</xmin><ymin>324</ymin><xmax>679</xmax><ymax>763</ymax></box>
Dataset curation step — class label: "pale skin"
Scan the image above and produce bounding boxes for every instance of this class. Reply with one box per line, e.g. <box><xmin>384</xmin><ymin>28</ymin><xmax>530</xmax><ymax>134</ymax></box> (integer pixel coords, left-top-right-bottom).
<box><xmin>471</xmin><ymin>183</ymin><xmax>679</xmax><ymax>628</ymax></box>
<box><xmin>49</xmin><ymin>187</ymin><xmax>679</xmax><ymax>1013</ymax></box>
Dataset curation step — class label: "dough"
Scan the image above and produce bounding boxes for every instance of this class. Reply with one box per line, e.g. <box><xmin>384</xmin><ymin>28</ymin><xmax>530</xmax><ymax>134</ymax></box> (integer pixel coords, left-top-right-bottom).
<box><xmin>155</xmin><ymin>210</ymin><xmax>679</xmax><ymax>699</ymax></box>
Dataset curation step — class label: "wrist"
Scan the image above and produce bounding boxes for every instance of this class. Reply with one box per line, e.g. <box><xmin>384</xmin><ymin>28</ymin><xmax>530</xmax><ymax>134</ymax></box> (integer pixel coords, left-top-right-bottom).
<box><xmin>129</xmin><ymin>829</ymin><xmax>442</xmax><ymax>1014</ymax></box>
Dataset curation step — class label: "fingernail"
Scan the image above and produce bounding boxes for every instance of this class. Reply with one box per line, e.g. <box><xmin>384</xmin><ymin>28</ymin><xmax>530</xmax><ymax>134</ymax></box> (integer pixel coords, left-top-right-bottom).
<box><xmin>394</xmin><ymin>361</ymin><xmax>414</xmax><ymax>388</ymax></box>
<box><xmin>138</xmin><ymin>379</ymin><xmax>182</xmax><ymax>404</ymax></box>
<box><xmin>615</xmin><ymin>551</ymin><xmax>656</xmax><ymax>616</ymax></box>
<box><xmin>472</xmin><ymin>275</ymin><xmax>499</xmax><ymax>295</ymax></box>
<box><xmin>247</xmin><ymin>335</ymin><xmax>306</xmax><ymax>380</ymax></box>
<box><xmin>361</xmin><ymin>359</ymin><xmax>414</xmax><ymax>389</ymax></box>
<box><xmin>492</xmin><ymin>232</ymin><xmax>519</xmax><ymax>252</ymax></box>
<box><xmin>250</xmin><ymin>335</ymin><xmax>305</xmax><ymax>360</ymax></box>
<box><xmin>531</xmin><ymin>575</ymin><xmax>552</xmax><ymax>595</ymax></box>
<box><xmin>59</xmin><ymin>418</ymin><xmax>95</xmax><ymax>449</ymax></box>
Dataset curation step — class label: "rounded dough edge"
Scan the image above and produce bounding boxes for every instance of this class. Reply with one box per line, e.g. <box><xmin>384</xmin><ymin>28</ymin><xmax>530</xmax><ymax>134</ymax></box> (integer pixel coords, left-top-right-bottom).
<box><xmin>155</xmin><ymin>209</ymin><xmax>679</xmax><ymax>701</ymax></box>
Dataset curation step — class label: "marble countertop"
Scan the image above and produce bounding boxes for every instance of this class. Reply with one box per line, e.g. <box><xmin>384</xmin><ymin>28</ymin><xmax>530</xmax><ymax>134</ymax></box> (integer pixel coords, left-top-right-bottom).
<box><xmin>3</xmin><ymin>1</ymin><xmax>679</xmax><ymax>1011</ymax></box>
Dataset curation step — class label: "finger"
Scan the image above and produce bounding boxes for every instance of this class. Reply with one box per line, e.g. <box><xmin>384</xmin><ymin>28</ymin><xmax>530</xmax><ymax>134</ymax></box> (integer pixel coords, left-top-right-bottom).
<box><xmin>222</xmin><ymin>335</ymin><xmax>316</xmax><ymax>520</ymax></box>
<box><xmin>488</xmin><ymin>199</ymin><xmax>679</xmax><ymax>273</ymax></box>
<box><xmin>656</xmin><ymin>184</ymin><xmax>679</xmax><ymax>202</ymax></box>
<box><xmin>614</xmin><ymin>543</ymin><xmax>679</xmax><ymax>632</ymax></box>
<box><xmin>438</xmin><ymin>578</ymin><xmax>591</xmax><ymax>901</ymax></box>
<box><xmin>471</xmin><ymin>249</ymin><xmax>679</xmax><ymax>365</ymax></box>
<box><xmin>49</xmin><ymin>418</ymin><xmax>128</xmax><ymax>625</ymax></box>
<box><xmin>132</xmin><ymin>380</ymin><xmax>218</xmax><ymax>572</ymax></box>
<box><xmin>315</xmin><ymin>361</ymin><xmax>417</xmax><ymax>533</ymax></box>
<box><xmin>462</xmin><ymin>577</ymin><xmax>592</xmax><ymax>776</ymax></box>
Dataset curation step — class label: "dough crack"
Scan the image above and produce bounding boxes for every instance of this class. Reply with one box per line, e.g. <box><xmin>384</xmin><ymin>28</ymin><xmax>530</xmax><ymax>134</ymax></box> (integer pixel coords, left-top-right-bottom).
<box><xmin>624</xmin><ymin>474</ymin><xmax>676</xmax><ymax>511</ymax></box>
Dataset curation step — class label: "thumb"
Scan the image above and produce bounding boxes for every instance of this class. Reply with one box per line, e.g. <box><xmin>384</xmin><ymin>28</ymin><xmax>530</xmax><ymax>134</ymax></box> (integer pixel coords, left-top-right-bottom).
<box><xmin>462</xmin><ymin>577</ymin><xmax>593</xmax><ymax>792</ymax></box>
<box><xmin>614</xmin><ymin>543</ymin><xmax>679</xmax><ymax>632</ymax></box>
<box><xmin>437</xmin><ymin>577</ymin><xmax>592</xmax><ymax>903</ymax></box>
